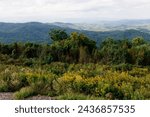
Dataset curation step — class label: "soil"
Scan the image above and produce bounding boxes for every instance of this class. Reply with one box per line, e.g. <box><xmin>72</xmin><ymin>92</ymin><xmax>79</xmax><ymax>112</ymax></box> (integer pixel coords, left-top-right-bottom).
<box><xmin>0</xmin><ymin>92</ymin><xmax>54</xmax><ymax>100</ymax></box>
<box><xmin>0</xmin><ymin>93</ymin><xmax>13</xmax><ymax>100</ymax></box>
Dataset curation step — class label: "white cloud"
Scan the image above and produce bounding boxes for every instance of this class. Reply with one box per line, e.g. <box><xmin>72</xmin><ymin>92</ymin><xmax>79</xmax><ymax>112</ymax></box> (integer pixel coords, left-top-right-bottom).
<box><xmin>0</xmin><ymin>0</ymin><xmax>150</xmax><ymax>22</ymax></box>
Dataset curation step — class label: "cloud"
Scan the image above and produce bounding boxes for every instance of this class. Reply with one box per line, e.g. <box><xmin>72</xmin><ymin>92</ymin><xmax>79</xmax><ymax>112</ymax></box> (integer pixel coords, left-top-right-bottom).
<box><xmin>0</xmin><ymin>0</ymin><xmax>150</xmax><ymax>22</ymax></box>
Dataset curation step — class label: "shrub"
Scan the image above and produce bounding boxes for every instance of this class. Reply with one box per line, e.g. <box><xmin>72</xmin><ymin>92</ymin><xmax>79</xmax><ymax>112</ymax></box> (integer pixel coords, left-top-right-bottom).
<box><xmin>56</xmin><ymin>92</ymin><xmax>103</xmax><ymax>100</ymax></box>
<box><xmin>129</xmin><ymin>67</ymin><xmax>149</xmax><ymax>77</ymax></box>
<box><xmin>0</xmin><ymin>81</ymin><xmax>8</xmax><ymax>92</ymax></box>
<box><xmin>0</xmin><ymin>69</ymin><xmax>28</xmax><ymax>92</ymax></box>
<box><xmin>23</xmin><ymin>59</ymin><xmax>34</xmax><ymax>66</ymax></box>
<box><xmin>97</xmin><ymin>83</ymin><xmax>124</xmax><ymax>99</ymax></box>
<box><xmin>0</xmin><ymin>63</ymin><xmax>150</xmax><ymax>100</ymax></box>
<box><xmin>26</xmin><ymin>72</ymin><xmax>57</xmax><ymax>96</ymax></box>
<box><xmin>112</xmin><ymin>63</ymin><xmax>132</xmax><ymax>71</ymax></box>
<box><xmin>13</xmin><ymin>86</ymin><xmax>35</xmax><ymax>99</ymax></box>
<box><xmin>47</xmin><ymin>62</ymin><xmax>69</xmax><ymax>75</ymax></box>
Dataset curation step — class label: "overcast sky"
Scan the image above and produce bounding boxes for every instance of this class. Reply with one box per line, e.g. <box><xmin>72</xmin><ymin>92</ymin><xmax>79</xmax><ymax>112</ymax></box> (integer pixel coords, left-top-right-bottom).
<box><xmin>0</xmin><ymin>0</ymin><xmax>150</xmax><ymax>23</ymax></box>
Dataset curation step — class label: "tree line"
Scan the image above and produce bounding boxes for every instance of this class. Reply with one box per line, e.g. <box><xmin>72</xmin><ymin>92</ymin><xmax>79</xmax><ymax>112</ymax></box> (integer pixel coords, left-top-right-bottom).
<box><xmin>0</xmin><ymin>29</ymin><xmax>150</xmax><ymax>66</ymax></box>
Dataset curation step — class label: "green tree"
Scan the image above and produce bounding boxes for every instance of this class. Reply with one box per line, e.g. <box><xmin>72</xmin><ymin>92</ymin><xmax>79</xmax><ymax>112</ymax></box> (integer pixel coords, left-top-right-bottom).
<box><xmin>132</xmin><ymin>37</ymin><xmax>145</xmax><ymax>46</ymax></box>
<box><xmin>79</xmin><ymin>46</ymin><xmax>88</xmax><ymax>63</ymax></box>
<box><xmin>49</xmin><ymin>29</ymin><xmax>68</xmax><ymax>41</ymax></box>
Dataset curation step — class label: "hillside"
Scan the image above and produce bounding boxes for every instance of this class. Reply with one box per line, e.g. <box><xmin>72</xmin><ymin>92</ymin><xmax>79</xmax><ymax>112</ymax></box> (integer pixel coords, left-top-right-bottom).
<box><xmin>0</xmin><ymin>21</ymin><xmax>150</xmax><ymax>44</ymax></box>
<box><xmin>0</xmin><ymin>22</ymin><xmax>59</xmax><ymax>43</ymax></box>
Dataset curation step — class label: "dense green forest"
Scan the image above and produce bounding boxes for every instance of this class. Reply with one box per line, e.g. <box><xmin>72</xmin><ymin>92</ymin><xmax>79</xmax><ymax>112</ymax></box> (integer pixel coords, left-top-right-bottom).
<box><xmin>0</xmin><ymin>30</ymin><xmax>150</xmax><ymax>99</ymax></box>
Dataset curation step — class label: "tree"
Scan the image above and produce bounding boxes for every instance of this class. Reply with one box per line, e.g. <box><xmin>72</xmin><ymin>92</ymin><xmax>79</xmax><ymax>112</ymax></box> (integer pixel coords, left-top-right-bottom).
<box><xmin>11</xmin><ymin>43</ymin><xmax>21</xmax><ymax>59</ymax></box>
<box><xmin>132</xmin><ymin>37</ymin><xmax>145</xmax><ymax>46</ymax></box>
<box><xmin>79</xmin><ymin>46</ymin><xmax>88</xmax><ymax>63</ymax></box>
<box><xmin>49</xmin><ymin>29</ymin><xmax>68</xmax><ymax>41</ymax></box>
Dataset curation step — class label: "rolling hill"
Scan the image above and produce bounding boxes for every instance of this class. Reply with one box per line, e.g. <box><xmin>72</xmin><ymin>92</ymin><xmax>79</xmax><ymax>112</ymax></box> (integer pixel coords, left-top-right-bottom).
<box><xmin>0</xmin><ymin>20</ymin><xmax>150</xmax><ymax>44</ymax></box>
<box><xmin>50</xmin><ymin>19</ymin><xmax>150</xmax><ymax>31</ymax></box>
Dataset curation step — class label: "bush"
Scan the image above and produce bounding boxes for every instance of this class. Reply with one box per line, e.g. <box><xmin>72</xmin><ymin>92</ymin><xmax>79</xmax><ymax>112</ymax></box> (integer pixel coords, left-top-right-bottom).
<box><xmin>0</xmin><ymin>63</ymin><xmax>150</xmax><ymax>100</ymax></box>
<box><xmin>129</xmin><ymin>67</ymin><xmax>149</xmax><ymax>77</ymax></box>
<box><xmin>0</xmin><ymin>81</ymin><xmax>8</xmax><ymax>92</ymax></box>
<box><xmin>13</xmin><ymin>86</ymin><xmax>35</xmax><ymax>99</ymax></box>
<box><xmin>47</xmin><ymin>62</ymin><xmax>69</xmax><ymax>75</ymax></box>
<box><xmin>112</xmin><ymin>63</ymin><xmax>132</xmax><ymax>71</ymax></box>
<box><xmin>0</xmin><ymin>69</ymin><xmax>28</xmax><ymax>92</ymax></box>
<box><xmin>96</xmin><ymin>83</ymin><xmax>124</xmax><ymax>99</ymax></box>
<box><xmin>23</xmin><ymin>59</ymin><xmax>34</xmax><ymax>66</ymax></box>
<box><xmin>26</xmin><ymin>72</ymin><xmax>57</xmax><ymax>96</ymax></box>
<box><xmin>56</xmin><ymin>92</ymin><xmax>103</xmax><ymax>100</ymax></box>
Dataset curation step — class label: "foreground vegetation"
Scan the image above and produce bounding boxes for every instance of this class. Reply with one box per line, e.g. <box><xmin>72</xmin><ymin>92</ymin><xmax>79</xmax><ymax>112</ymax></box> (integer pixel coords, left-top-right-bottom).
<box><xmin>0</xmin><ymin>63</ymin><xmax>150</xmax><ymax>100</ymax></box>
<box><xmin>0</xmin><ymin>30</ymin><xmax>150</xmax><ymax>99</ymax></box>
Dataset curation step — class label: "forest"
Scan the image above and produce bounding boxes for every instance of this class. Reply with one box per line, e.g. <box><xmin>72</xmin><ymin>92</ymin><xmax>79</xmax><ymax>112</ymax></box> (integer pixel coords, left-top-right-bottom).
<box><xmin>0</xmin><ymin>29</ymin><xmax>150</xmax><ymax>100</ymax></box>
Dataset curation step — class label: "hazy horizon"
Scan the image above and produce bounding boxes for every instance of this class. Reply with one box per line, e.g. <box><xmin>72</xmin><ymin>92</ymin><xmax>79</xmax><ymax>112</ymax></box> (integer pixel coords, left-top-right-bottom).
<box><xmin>0</xmin><ymin>0</ymin><xmax>150</xmax><ymax>23</ymax></box>
<box><xmin>1</xmin><ymin>19</ymin><xmax>150</xmax><ymax>24</ymax></box>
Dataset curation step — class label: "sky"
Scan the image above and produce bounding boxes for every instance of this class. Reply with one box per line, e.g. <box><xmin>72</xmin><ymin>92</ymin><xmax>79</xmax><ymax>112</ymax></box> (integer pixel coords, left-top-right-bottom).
<box><xmin>0</xmin><ymin>0</ymin><xmax>150</xmax><ymax>23</ymax></box>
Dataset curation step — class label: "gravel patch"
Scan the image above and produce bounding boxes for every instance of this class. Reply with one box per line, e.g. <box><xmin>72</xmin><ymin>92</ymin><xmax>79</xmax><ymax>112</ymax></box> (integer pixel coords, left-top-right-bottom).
<box><xmin>0</xmin><ymin>93</ymin><xmax>13</xmax><ymax>100</ymax></box>
<box><xmin>0</xmin><ymin>92</ymin><xmax>54</xmax><ymax>100</ymax></box>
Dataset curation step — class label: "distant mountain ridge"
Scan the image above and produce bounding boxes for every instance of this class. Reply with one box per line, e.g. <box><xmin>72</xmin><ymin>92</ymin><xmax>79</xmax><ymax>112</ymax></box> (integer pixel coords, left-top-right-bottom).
<box><xmin>0</xmin><ymin>20</ymin><xmax>150</xmax><ymax>44</ymax></box>
<box><xmin>0</xmin><ymin>22</ymin><xmax>59</xmax><ymax>43</ymax></box>
<box><xmin>50</xmin><ymin>19</ymin><xmax>150</xmax><ymax>31</ymax></box>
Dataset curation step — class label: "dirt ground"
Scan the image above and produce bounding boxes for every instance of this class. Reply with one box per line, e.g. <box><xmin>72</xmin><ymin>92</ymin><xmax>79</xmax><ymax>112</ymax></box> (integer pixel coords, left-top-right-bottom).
<box><xmin>0</xmin><ymin>92</ymin><xmax>53</xmax><ymax>100</ymax></box>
